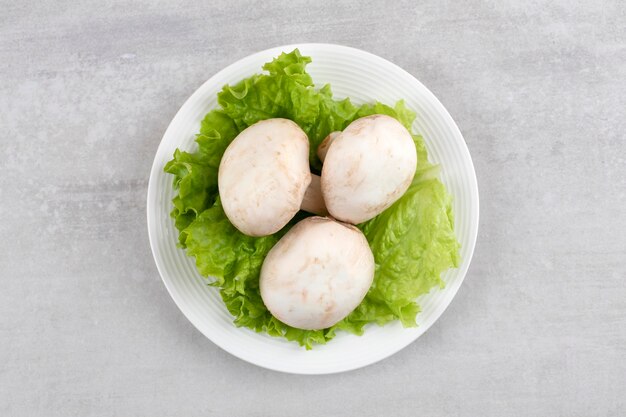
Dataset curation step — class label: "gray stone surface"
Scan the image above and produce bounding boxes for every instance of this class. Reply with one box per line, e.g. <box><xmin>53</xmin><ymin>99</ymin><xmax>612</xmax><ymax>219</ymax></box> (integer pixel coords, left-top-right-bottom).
<box><xmin>1</xmin><ymin>1</ymin><xmax>625</xmax><ymax>416</ymax></box>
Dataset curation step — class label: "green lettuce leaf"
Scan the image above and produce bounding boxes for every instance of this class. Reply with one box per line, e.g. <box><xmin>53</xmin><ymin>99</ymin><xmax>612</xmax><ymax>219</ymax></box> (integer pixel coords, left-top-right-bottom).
<box><xmin>164</xmin><ymin>49</ymin><xmax>460</xmax><ymax>348</ymax></box>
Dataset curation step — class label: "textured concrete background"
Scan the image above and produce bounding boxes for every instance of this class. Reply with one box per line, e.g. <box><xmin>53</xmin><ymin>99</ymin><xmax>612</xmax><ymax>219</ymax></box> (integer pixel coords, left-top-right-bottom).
<box><xmin>1</xmin><ymin>1</ymin><xmax>625</xmax><ymax>416</ymax></box>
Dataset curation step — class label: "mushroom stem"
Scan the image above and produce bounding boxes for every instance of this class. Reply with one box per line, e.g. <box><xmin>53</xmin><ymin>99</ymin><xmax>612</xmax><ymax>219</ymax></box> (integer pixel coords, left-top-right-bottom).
<box><xmin>317</xmin><ymin>131</ymin><xmax>341</xmax><ymax>163</ymax></box>
<box><xmin>300</xmin><ymin>174</ymin><xmax>328</xmax><ymax>216</ymax></box>
<box><xmin>297</xmin><ymin>131</ymin><xmax>342</xmax><ymax>216</ymax></box>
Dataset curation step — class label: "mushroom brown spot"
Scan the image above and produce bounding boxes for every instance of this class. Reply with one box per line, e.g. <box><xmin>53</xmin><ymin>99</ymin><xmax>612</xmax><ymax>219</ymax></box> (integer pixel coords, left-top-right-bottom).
<box><xmin>260</xmin><ymin>216</ymin><xmax>375</xmax><ymax>330</ymax></box>
<box><xmin>321</xmin><ymin>114</ymin><xmax>417</xmax><ymax>224</ymax></box>
<box><xmin>219</xmin><ymin>118</ymin><xmax>313</xmax><ymax>237</ymax></box>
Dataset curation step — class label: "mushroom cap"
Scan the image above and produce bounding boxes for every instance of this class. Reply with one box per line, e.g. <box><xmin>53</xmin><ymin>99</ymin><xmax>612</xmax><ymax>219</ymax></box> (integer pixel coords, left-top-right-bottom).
<box><xmin>260</xmin><ymin>216</ymin><xmax>375</xmax><ymax>330</ymax></box>
<box><xmin>321</xmin><ymin>114</ymin><xmax>417</xmax><ymax>224</ymax></box>
<box><xmin>218</xmin><ymin>118</ymin><xmax>311</xmax><ymax>237</ymax></box>
<box><xmin>316</xmin><ymin>131</ymin><xmax>340</xmax><ymax>162</ymax></box>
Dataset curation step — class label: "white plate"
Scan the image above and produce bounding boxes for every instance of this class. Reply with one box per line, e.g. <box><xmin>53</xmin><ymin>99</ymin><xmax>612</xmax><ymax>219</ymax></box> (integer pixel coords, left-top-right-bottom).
<box><xmin>147</xmin><ymin>44</ymin><xmax>479</xmax><ymax>374</ymax></box>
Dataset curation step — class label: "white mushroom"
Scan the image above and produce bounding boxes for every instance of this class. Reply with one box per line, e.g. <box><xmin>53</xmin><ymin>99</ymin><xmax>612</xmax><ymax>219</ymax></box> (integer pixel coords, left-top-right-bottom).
<box><xmin>316</xmin><ymin>131</ymin><xmax>340</xmax><ymax>162</ymax></box>
<box><xmin>260</xmin><ymin>216</ymin><xmax>374</xmax><ymax>330</ymax></box>
<box><xmin>219</xmin><ymin>118</ymin><xmax>326</xmax><ymax>237</ymax></box>
<box><xmin>321</xmin><ymin>114</ymin><xmax>417</xmax><ymax>224</ymax></box>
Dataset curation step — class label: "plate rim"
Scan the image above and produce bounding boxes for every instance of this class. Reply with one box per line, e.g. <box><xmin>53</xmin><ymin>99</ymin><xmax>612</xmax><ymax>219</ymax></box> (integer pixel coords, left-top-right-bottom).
<box><xmin>147</xmin><ymin>43</ymin><xmax>480</xmax><ymax>374</ymax></box>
